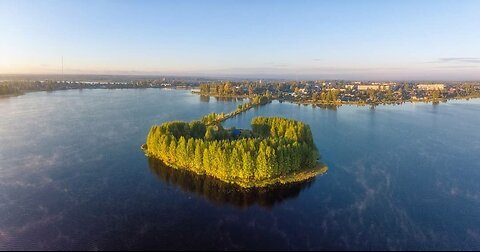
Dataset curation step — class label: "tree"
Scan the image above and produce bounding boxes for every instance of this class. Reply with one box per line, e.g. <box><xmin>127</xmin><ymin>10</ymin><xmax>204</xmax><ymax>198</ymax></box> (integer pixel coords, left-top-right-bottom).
<box><xmin>189</xmin><ymin>121</ymin><xmax>206</xmax><ymax>138</ymax></box>
<box><xmin>203</xmin><ymin>148</ymin><xmax>211</xmax><ymax>173</ymax></box>
<box><xmin>218</xmin><ymin>84</ymin><xmax>224</xmax><ymax>95</ymax></box>
<box><xmin>205</xmin><ymin>127</ymin><xmax>215</xmax><ymax>141</ymax></box>
<box><xmin>200</xmin><ymin>84</ymin><xmax>210</xmax><ymax>93</ymax></box>
<box><xmin>224</xmin><ymin>82</ymin><xmax>232</xmax><ymax>95</ymax></box>
<box><xmin>320</xmin><ymin>92</ymin><xmax>327</xmax><ymax>101</ymax></box>
<box><xmin>229</xmin><ymin>148</ymin><xmax>242</xmax><ymax>179</ymax></box>
<box><xmin>285</xmin><ymin>127</ymin><xmax>297</xmax><ymax>142</ymax></box>
<box><xmin>186</xmin><ymin>138</ymin><xmax>196</xmax><ymax>165</ymax></box>
<box><xmin>256</xmin><ymin>143</ymin><xmax>269</xmax><ymax>179</ymax></box>
<box><xmin>265</xmin><ymin>146</ymin><xmax>277</xmax><ymax>176</ymax></box>
<box><xmin>242</xmin><ymin>152</ymin><xmax>255</xmax><ymax>180</ymax></box>
<box><xmin>432</xmin><ymin>89</ymin><xmax>441</xmax><ymax>103</ymax></box>
<box><xmin>177</xmin><ymin>136</ymin><xmax>188</xmax><ymax>167</ymax></box>
<box><xmin>168</xmin><ymin>140</ymin><xmax>177</xmax><ymax>163</ymax></box>
<box><xmin>194</xmin><ymin>141</ymin><xmax>204</xmax><ymax>173</ymax></box>
<box><xmin>386</xmin><ymin>89</ymin><xmax>393</xmax><ymax>101</ymax></box>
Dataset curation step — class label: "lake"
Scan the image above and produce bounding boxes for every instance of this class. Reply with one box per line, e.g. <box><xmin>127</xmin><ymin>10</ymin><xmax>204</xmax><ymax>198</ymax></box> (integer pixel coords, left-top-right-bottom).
<box><xmin>0</xmin><ymin>89</ymin><xmax>479</xmax><ymax>250</ymax></box>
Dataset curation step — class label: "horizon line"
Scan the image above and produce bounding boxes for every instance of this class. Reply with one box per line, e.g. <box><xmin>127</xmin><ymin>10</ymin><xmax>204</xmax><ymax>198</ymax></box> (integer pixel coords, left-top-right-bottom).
<box><xmin>0</xmin><ymin>72</ymin><xmax>479</xmax><ymax>82</ymax></box>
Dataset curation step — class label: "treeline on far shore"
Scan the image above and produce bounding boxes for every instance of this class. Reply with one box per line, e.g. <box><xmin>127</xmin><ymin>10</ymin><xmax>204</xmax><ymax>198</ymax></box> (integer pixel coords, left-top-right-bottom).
<box><xmin>0</xmin><ymin>79</ymin><xmax>194</xmax><ymax>96</ymax></box>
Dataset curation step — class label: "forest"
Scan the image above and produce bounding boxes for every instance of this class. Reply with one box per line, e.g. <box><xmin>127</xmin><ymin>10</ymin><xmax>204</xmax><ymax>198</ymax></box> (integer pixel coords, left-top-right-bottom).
<box><xmin>143</xmin><ymin>115</ymin><xmax>321</xmax><ymax>187</ymax></box>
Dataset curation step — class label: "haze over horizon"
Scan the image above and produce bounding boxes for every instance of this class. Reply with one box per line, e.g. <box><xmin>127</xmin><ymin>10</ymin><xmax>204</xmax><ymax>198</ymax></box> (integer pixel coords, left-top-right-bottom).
<box><xmin>1</xmin><ymin>0</ymin><xmax>480</xmax><ymax>80</ymax></box>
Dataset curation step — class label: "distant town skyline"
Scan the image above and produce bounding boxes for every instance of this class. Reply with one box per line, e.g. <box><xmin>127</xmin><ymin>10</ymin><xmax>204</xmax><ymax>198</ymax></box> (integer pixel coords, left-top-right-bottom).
<box><xmin>1</xmin><ymin>0</ymin><xmax>480</xmax><ymax>80</ymax></box>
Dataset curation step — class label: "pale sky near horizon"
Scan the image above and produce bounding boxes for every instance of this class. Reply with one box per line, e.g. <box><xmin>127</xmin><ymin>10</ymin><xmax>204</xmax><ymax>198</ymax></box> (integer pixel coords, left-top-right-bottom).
<box><xmin>1</xmin><ymin>0</ymin><xmax>479</xmax><ymax>80</ymax></box>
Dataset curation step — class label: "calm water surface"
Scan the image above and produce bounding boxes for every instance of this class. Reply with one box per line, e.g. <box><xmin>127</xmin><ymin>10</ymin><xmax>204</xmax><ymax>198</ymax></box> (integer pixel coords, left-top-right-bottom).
<box><xmin>0</xmin><ymin>89</ymin><xmax>479</xmax><ymax>250</ymax></box>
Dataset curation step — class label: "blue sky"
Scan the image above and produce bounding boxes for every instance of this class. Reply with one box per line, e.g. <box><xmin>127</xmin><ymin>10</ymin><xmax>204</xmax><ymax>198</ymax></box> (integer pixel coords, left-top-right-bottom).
<box><xmin>1</xmin><ymin>0</ymin><xmax>479</xmax><ymax>80</ymax></box>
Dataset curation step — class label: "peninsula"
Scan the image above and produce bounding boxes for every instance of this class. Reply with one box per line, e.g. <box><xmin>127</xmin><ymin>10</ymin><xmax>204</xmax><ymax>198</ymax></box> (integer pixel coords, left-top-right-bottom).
<box><xmin>142</xmin><ymin>98</ymin><xmax>326</xmax><ymax>188</ymax></box>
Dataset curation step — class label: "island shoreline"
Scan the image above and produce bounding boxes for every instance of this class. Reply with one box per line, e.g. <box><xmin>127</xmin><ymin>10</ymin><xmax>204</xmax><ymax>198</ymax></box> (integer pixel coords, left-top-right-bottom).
<box><xmin>142</xmin><ymin>144</ymin><xmax>327</xmax><ymax>188</ymax></box>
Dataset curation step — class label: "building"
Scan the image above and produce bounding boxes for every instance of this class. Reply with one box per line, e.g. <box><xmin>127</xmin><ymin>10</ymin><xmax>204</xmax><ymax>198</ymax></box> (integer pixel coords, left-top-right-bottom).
<box><xmin>417</xmin><ymin>84</ymin><xmax>445</xmax><ymax>91</ymax></box>
<box><xmin>357</xmin><ymin>85</ymin><xmax>391</xmax><ymax>91</ymax></box>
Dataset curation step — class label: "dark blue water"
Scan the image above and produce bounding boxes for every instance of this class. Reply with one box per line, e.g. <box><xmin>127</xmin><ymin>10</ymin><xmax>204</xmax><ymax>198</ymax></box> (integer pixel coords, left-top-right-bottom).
<box><xmin>0</xmin><ymin>89</ymin><xmax>479</xmax><ymax>250</ymax></box>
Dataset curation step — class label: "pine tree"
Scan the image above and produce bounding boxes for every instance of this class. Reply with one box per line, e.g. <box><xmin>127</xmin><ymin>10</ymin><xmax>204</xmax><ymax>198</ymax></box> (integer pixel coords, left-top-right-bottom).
<box><xmin>177</xmin><ymin>136</ymin><xmax>187</xmax><ymax>167</ymax></box>
<box><xmin>205</xmin><ymin>127</ymin><xmax>215</xmax><ymax>141</ymax></box>
<box><xmin>242</xmin><ymin>152</ymin><xmax>255</xmax><ymax>180</ymax></box>
<box><xmin>229</xmin><ymin>148</ymin><xmax>241</xmax><ymax>179</ymax></box>
<box><xmin>194</xmin><ymin>141</ymin><xmax>204</xmax><ymax>173</ymax></box>
<box><xmin>266</xmin><ymin>146</ymin><xmax>279</xmax><ymax>176</ymax></box>
<box><xmin>186</xmin><ymin>138</ymin><xmax>196</xmax><ymax>168</ymax></box>
<box><xmin>285</xmin><ymin>127</ymin><xmax>297</xmax><ymax>141</ymax></box>
<box><xmin>203</xmin><ymin>148</ymin><xmax>211</xmax><ymax>174</ymax></box>
<box><xmin>256</xmin><ymin>143</ymin><xmax>269</xmax><ymax>179</ymax></box>
<box><xmin>168</xmin><ymin>140</ymin><xmax>177</xmax><ymax>163</ymax></box>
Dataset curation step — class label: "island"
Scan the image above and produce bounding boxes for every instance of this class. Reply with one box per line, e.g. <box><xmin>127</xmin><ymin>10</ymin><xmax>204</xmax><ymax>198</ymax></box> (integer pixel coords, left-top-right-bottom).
<box><xmin>142</xmin><ymin>115</ymin><xmax>327</xmax><ymax>188</ymax></box>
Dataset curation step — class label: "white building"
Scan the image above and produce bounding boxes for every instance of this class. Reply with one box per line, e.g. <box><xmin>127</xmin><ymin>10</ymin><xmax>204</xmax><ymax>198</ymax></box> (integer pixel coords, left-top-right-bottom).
<box><xmin>417</xmin><ymin>84</ymin><xmax>445</xmax><ymax>91</ymax></box>
<box><xmin>358</xmin><ymin>85</ymin><xmax>391</xmax><ymax>91</ymax></box>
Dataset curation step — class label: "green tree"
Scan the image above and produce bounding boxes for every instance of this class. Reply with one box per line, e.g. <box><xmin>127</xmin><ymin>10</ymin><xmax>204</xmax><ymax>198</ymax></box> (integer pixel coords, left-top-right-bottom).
<box><xmin>186</xmin><ymin>138</ymin><xmax>196</xmax><ymax>165</ymax></box>
<box><xmin>177</xmin><ymin>136</ymin><xmax>188</xmax><ymax>166</ymax></box>
<box><xmin>203</xmin><ymin>148</ymin><xmax>211</xmax><ymax>173</ymax></box>
<box><xmin>205</xmin><ymin>127</ymin><xmax>215</xmax><ymax>141</ymax></box>
<box><xmin>168</xmin><ymin>140</ymin><xmax>177</xmax><ymax>163</ymax></box>
<box><xmin>224</xmin><ymin>82</ymin><xmax>232</xmax><ymax>95</ymax></box>
<box><xmin>194</xmin><ymin>141</ymin><xmax>204</xmax><ymax>173</ymax></box>
<box><xmin>242</xmin><ymin>152</ymin><xmax>255</xmax><ymax>180</ymax></box>
<box><xmin>256</xmin><ymin>143</ymin><xmax>269</xmax><ymax>179</ymax></box>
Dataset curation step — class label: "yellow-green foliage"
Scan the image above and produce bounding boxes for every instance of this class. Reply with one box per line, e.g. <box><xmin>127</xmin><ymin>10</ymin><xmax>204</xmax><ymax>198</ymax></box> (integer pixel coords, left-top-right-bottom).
<box><xmin>145</xmin><ymin>117</ymin><xmax>320</xmax><ymax>187</ymax></box>
<box><xmin>201</xmin><ymin>95</ymin><xmax>271</xmax><ymax>125</ymax></box>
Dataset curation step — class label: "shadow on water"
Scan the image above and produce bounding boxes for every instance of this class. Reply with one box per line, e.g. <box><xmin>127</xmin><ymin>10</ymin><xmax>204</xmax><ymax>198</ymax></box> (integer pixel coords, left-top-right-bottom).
<box><xmin>214</xmin><ymin>96</ymin><xmax>245</xmax><ymax>102</ymax></box>
<box><xmin>312</xmin><ymin>104</ymin><xmax>340</xmax><ymax>110</ymax></box>
<box><xmin>199</xmin><ymin>95</ymin><xmax>210</xmax><ymax>103</ymax></box>
<box><xmin>199</xmin><ymin>95</ymin><xmax>246</xmax><ymax>103</ymax></box>
<box><xmin>147</xmin><ymin>157</ymin><xmax>315</xmax><ymax>209</ymax></box>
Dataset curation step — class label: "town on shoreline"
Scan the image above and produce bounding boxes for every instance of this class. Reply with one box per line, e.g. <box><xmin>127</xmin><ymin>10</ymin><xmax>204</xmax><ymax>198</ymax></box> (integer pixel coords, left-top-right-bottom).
<box><xmin>1</xmin><ymin>76</ymin><xmax>479</xmax><ymax>106</ymax></box>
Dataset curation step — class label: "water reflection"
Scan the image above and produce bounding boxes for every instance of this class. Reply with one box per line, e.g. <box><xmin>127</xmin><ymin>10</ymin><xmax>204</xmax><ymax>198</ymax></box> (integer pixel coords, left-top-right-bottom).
<box><xmin>147</xmin><ymin>157</ymin><xmax>314</xmax><ymax>208</ymax></box>
<box><xmin>214</xmin><ymin>96</ymin><xmax>245</xmax><ymax>102</ymax></box>
<box><xmin>312</xmin><ymin>104</ymin><xmax>339</xmax><ymax>110</ymax></box>
<box><xmin>199</xmin><ymin>95</ymin><xmax>210</xmax><ymax>103</ymax></box>
<box><xmin>199</xmin><ymin>95</ymin><xmax>246</xmax><ymax>103</ymax></box>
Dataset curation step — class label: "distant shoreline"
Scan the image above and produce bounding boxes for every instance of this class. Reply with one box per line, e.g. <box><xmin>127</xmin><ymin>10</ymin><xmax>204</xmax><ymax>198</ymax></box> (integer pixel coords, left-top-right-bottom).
<box><xmin>2</xmin><ymin>87</ymin><xmax>480</xmax><ymax>107</ymax></box>
<box><xmin>193</xmin><ymin>92</ymin><xmax>480</xmax><ymax>107</ymax></box>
